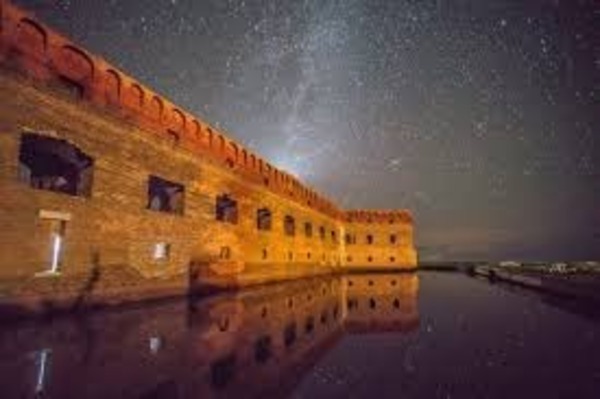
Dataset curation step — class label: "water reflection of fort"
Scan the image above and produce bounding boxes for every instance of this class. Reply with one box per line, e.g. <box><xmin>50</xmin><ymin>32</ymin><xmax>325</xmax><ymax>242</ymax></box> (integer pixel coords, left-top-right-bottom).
<box><xmin>0</xmin><ymin>273</ymin><xmax>419</xmax><ymax>398</ymax></box>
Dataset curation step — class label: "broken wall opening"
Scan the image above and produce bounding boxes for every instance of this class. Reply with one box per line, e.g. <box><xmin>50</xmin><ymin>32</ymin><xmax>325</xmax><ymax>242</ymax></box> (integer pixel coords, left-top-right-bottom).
<box><xmin>19</xmin><ymin>133</ymin><xmax>94</xmax><ymax>197</ymax></box>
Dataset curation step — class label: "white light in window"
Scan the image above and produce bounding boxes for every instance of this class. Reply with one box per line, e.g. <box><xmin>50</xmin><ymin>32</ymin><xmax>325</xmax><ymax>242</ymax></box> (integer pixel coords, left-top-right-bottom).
<box><xmin>153</xmin><ymin>243</ymin><xmax>169</xmax><ymax>260</ymax></box>
<box><xmin>50</xmin><ymin>234</ymin><xmax>62</xmax><ymax>273</ymax></box>
<box><xmin>33</xmin><ymin>348</ymin><xmax>52</xmax><ymax>394</ymax></box>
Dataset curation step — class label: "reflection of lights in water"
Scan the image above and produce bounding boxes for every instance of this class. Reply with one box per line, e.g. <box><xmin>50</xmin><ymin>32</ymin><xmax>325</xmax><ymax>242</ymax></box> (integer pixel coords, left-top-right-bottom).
<box><xmin>149</xmin><ymin>336</ymin><xmax>163</xmax><ymax>354</ymax></box>
<box><xmin>33</xmin><ymin>348</ymin><xmax>52</xmax><ymax>394</ymax></box>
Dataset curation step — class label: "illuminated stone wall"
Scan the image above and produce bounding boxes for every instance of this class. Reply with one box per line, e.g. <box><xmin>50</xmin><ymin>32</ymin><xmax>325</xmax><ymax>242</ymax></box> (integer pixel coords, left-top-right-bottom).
<box><xmin>0</xmin><ymin>0</ymin><xmax>416</xmax><ymax>310</ymax></box>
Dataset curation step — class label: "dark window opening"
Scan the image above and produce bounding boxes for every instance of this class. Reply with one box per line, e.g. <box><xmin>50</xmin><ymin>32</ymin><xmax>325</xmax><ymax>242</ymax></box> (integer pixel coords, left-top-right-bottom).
<box><xmin>284</xmin><ymin>323</ymin><xmax>297</xmax><ymax>348</ymax></box>
<box><xmin>57</xmin><ymin>75</ymin><xmax>84</xmax><ymax>99</ymax></box>
<box><xmin>257</xmin><ymin>208</ymin><xmax>272</xmax><ymax>230</ymax></box>
<box><xmin>320</xmin><ymin>311</ymin><xmax>328</xmax><ymax>325</ymax></box>
<box><xmin>216</xmin><ymin>194</ymin><xmax>238</xmax><ymax>224</ymax></box>
<box><xmin>368</xmin><ymin>256</ymin><xmax>373</xmax><ymax>263</ymax></box>
<box><xmin>369</xmin><ymin>298</ymin><xmax>377</xmax><ymax>309</ymax></box>
<box><xmin>304</xmin><ymin>222</ymin><xmax>313</xmax><ymax>237</ymax></box>
<box><xmin>220</xmin><ymin>246</ymin><xmax>231</xmax><ymax>260</ymax></box>
<box><xmin>393</xmin><ymin>299</ymin><xmax>400</xmax><ymax>308</ymax></box>
<box><xmin>217</xmin><ymin>317</ymin><xmax>230</xmax><ymax>332</ymax></box>
<box><xmin>390</xmin><ymin>256</ymin><xmax>396</xmax><ymax>262</ymax></box>
<box><xmin>319</xmin><ymin>226</ymin><xmax>326</xmax><ymax>240</ymax></box>
<box><xmin>305</xmin><ymin>316</ymin><xmax>315</xmax><ymax>335</ymax></box>
<box><xmin>368</xmin><ymin>280</ymin><xmax>374</xmax><ymax>286</ymax></box>
<box><xmin>331</xmin><ymin>231</ymin><xmax>337</xmax><ymax>242</ymax></box>
<box><xmin>262</xmin><ymin>248</ymin><xmax>268</xmax><ymax>260</ymax></box>
<box><xmin>345</xmin><ymin>233</ymin><xmax>352</xmax><ymax>245</ymax></box>
<box><xmin>254</xmin><ymin>336</ymin><xmax>272</xmax><ymax>364</ymax></box>
<box><xmin>19</xmin><ymin>133</ymin><xmax>94</xmax><ymax>197</ymax></box>
<box><xmin>390</xmin><ymin>234</ymin><xmax>397</xmax><ymax>244</ymax></box>
<box><xmin>366</xmin><ymin>234</ymin><xmax>374</xmax><ymax>245</ymax></box>
<box><xmin>288</xmin><ymin>251</ymin><xmax>293</xmax><ymax>261</ymax></box>
<box><xmin>347</xmin><ymin>255</ymin><xmax>353</xmax><ymax>262</ymax></box>
<box><xmin>211</xmin><ymin>354</ymin><xmax>236</xmax><ymax>389</ymax></box>
<box><xmin>284</xmin><ymin>215</ymin><xmax>296</xmax><ymax>236</ymax></box>
<box><xmin>147</xmin><ymin>175</ymin><xmax>184</xmax><ymax>214</ymax></box>
<box><xmin>347</xmin><ymin>298</ymin><xmax>358</xmax><ymax>310</ymax></box>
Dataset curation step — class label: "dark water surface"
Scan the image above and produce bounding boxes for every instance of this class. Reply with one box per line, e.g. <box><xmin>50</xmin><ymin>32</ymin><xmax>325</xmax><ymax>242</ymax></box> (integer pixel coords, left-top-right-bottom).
<box><xmin>1</xmin><ymin>272</ymin><xmax>599</xmax><ymax>398</ymax></box>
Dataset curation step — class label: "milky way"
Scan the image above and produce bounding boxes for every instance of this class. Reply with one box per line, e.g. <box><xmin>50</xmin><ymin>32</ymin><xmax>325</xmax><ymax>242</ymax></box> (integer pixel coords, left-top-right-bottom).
<box><xmin>15</xmin><ymin>0</ymin><xmax>600</xmax><ymax>260</ymax></box>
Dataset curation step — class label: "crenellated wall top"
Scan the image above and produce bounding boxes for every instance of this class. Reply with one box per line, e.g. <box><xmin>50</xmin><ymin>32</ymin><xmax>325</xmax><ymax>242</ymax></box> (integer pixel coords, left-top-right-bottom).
<box><xmin>0</xmin><ymin>0</ymin><xmax>410</xmax><ymax>225</ymax></box>
<box><xmin>344</xmin><ymin>210</ymin><xmax>413</xmax><ymax>225</ymax></box>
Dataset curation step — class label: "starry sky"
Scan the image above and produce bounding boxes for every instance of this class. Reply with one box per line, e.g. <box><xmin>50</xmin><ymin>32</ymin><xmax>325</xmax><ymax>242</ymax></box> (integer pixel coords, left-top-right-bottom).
<box><xmin>15</xmin><ymin>0</ymin><xmax>600</xmax><ymax>261</ymax></box>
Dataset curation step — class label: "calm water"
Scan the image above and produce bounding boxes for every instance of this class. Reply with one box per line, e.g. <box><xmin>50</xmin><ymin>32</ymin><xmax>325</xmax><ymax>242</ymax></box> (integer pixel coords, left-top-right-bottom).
<box><xmin>1</xmin><ymin>272</ymin><xmax>599</xmax><ymax>398</ymax></box>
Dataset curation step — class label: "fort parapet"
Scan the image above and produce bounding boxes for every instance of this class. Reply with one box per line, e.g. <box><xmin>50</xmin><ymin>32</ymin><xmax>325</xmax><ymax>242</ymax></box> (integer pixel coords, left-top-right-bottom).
<box><xmin>0</xmin><ymin>0</ymin><xmax>417</xmax><ymax>314</ymax></box>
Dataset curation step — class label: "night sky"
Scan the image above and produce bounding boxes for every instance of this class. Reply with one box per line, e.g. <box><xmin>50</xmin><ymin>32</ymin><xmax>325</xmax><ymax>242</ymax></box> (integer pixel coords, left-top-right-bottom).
<box><xmin>15</xmin><ymin>0</ymin><xmax>600</xmax><ymax>261</ymax></box>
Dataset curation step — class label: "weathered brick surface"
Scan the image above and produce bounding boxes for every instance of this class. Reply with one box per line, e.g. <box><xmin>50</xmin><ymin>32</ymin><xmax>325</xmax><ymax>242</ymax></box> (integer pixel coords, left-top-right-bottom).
<box><xmin>0</xmin><ymin>0</ymin><xmax>417</xmax><ymax>312</ymax></box>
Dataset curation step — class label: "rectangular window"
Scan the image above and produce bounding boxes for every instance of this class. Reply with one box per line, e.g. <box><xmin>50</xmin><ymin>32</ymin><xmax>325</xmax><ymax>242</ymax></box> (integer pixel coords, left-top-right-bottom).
<box><xmin>345</xmin><ymin>233</ymin><xmax>355</xmax><ymax>245</ymax></box>
<box><xmin>304</xmin><ymin>222</ymin><xmax>313</xmax><ymax>238</ymax></box>
<box><xmin>220</xmin><ymin>246</ymin><xmax>231</xmax><ymax>260</ymax></box>
<box><xmin>257</xmin><ymin>208</ymin><xmax>272</xmax><ymax>231</ymax></box>
<box><xmin>216</xmin><ymin>194</ymin><xmax>238</xmax><ymax>224</ymax></box>
<box><xmin>153</xmin><ymin>242</ymin><xmax>170</xmax><ymax>261</ymax></box>
<box><xmin>147</xmin><ymin>175</ymin><xmax>185</xmax><ymax>214</ymax></box>
<box><xmin>49</xmin><ymin>224</ymin><xmax>65</xmax><ymax>273</ymax></box>
<box><xmin>390</xmin><ymin>234</ymin><xmax>397</xmax><ymax>244</ymax></box>
<box><xmin>284</xmin><ymin>215</ymin><xmax>296</xmax><ymax>236</ymax></box>
<box><xmin>37</xmin><ymin>211</ymin><xmax>70</xmax><ymax>276</ymax></box>
<box><xmin>366</xmin><ymin>234</ymin><xmax>374</xmax><ymax>245</ymax></box>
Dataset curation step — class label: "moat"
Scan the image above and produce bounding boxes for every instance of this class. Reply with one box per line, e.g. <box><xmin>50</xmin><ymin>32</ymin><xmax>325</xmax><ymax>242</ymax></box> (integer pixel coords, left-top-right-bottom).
<box><xmin>1</xmin><ymin>271</ymin><xmax>599</xmax><ymax>399</ymax></box>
